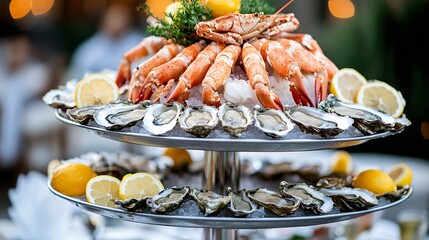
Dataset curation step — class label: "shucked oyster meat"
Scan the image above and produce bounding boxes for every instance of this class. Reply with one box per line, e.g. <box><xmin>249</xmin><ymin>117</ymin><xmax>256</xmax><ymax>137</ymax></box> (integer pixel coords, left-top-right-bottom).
<box><xmin>320</xmin><ymin>187</ymin><xmax>379</xmax><ymax>212</ymax></box>
<box><xmin>93</xmin><ymin>101</ymin><xmax>151</xmax><ymax>130</ymax></box>
<box><xmin>280</xmin><ymin>181</ymin><xmax>333</xmax><ymax>214</ymax></box>
<box><xmin>285</xmin><ymin>106</ymin><xmax>353</xmax><ymax>138</ymax></box>
<box><xmin>66</xmin><ymin>104</ymin><xmax>105</xmax><ymax>124</ymax></box>
<box><xmin>190</xmin><ymin>188</ymin><xmax>230</xmax><ymax>216</ymax></box>
<box><xmin>179</xmin><ymin>106</ymin><xmax>218</xmax><ymax>137</ymax></box>
<box><xmin>227</xmin><ymin>188</ymin><xmax>258</xmax><ymax>217</ymax></box>
<box><xmin>143</xmin><ymin>102</ymin><xmax>182</xmax><ymax>135</ymax></box>
<box><xmin>253</xmin><ymin>106</ymin><xmax>295</xmax><ymax>138</ymax></box>
<box><xmin>247</xmin><ymin>188</ymin><xmax>300</xmax><ymax>216</ymax></box>
<box><xmin>147</xmin><ymin>186</ymin><xmax>190</xmax><ymax>213</ymax></box>
<box><xmin>218</xmin><ymin>103</ymin><xmax>253</xmax><ymax>137</ymax></box>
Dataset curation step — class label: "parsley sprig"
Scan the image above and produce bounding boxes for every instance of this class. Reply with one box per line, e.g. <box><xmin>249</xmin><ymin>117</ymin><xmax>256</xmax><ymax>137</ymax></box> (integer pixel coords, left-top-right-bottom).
<box><xmin>139</xmin><ymin>0</ymin><xmax>212</xmax><ymax>46</ymax></box>
<box><xmin>240</xmin><ymin>0</ymin><xmax>276</xmax><ymax>14</ymax></box>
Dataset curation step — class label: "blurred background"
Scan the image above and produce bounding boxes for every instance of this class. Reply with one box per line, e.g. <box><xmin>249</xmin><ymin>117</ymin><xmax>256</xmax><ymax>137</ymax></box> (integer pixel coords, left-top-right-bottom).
<box><xmin>0</xmin><ymin>0</ymin><xmax>428</xmax><ymax>238</ymax></box>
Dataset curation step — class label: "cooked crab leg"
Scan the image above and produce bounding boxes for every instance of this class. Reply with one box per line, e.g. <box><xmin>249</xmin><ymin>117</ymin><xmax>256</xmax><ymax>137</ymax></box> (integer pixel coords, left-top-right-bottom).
<box><xmin>277</xmin><ymin>38</ymin><xmax>328</xmax><ymax>104</ymax></box>
<box><xmin>166</xmin><ymin>41</ymin><xmax>226</xmax><ymax>103</ymax></box>
<box><xmin>202</xmin><ymin>45</ymin><xmax>241</xmax><ymax>107</ymax></box>
<box><xmin>115</xmin><ymin>36</ymin><xmax>168</xmax><ymax>87</ymax></box>
<box><xmin>128</xmin><ymin>44</ymin><xmax>182</xmax><ymax>103</ymax></box>
<box><xmin>195</xmin><ymin>13</ymin><xmax>299</xmax><ymax>45</ymax></box>
<box><xmin>252</xmin><ymin>39</ymin><xmax>314</xmax><ymax>107</ymax></box>
<box><xmin>242</xmin><ymin>43</ymin><xmax>283</xmax><ymax>110</ymax></box>
<box><xmin>142</xmin><ymin>40</ymin><xmax>207</xmax><ymax>102</ymax></box>
<box><xmin>276</xmin><ymin>33</ymin><xmax>338</xmax><ymax>79</ymax></box>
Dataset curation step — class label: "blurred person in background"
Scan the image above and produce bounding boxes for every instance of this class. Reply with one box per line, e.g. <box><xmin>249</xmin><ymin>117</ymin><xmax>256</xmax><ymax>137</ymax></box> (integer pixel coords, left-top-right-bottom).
<box><xmin>67</xmin><ymin>3</ymin><xmax>144</xmax><ymax>80</ymax></box>
<box><xmin>0</xmin><ymin>32</ymin><xmax>50</xmax><ymax>170</ymax></box>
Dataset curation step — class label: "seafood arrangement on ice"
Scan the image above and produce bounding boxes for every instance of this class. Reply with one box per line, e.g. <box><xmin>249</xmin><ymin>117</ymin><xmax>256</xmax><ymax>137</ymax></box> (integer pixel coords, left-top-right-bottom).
<box><xmin>43</xmin><ymin>0</ymin><xmax>410</xmax><ymax>139</ymax></box>
<box><xmin>52</xmin><ymin>151</ymin><xmax>411</xmax><ymax>218</ymax></box>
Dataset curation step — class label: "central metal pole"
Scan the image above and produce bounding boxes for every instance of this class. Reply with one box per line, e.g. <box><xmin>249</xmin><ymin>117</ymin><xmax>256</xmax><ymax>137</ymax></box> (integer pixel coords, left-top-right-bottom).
<box><xmin>203</xmin><ymin>151</ymin><xmax>240</xmax><ymax>240</ymax></box>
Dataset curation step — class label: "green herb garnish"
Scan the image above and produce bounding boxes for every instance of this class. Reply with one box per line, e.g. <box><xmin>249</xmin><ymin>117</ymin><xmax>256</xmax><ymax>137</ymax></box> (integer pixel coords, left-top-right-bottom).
<box><xmin>139</xmin><ymin>0</ymin><xmax>212</xmax><ymax>46</ymax></box>
<box><xmin>240</xmin><ymin>0</ymin><xmax>276</xmax><ymax>14</ymax></box>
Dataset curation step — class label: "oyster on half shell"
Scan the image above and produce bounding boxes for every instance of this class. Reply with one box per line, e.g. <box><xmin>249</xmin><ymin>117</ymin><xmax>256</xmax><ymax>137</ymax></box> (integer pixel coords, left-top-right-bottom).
<box><xmin>114</xmin><ymin>198</ymin><xmax>148</xmax><ymax>212</ymax></box>
<box><xmin>320</xmin><ymin>187</ymin><xmax>379</xmax><ymax>212</ymax></box>
<box><xmin>319</xmin><ymin>95</ymin><xmax>408</xmax><ymax>135</ymax></box>
<box><xmin>94</xmin><ymin>101</ymin><xmax>151</xmax><ymax>130</ymax></box>
<box><xmin>190</xmin><ymin>188</ymin><xmax>230</xmax><ymax>216</ymax></box>
<box><xmin>179</xmin><ymin>106</ymin><xmax>218</xmax><ymax>137</ymax></box>
<box><xmin>147</xmin><ymin>186</ymin><xmax>190</xmax><ymax>213</ymax></box>
<box><xmin>247</xmin><ymin>188</ymin><xmax>300</xmax><ymax>216</ymax></box>
<box><xmin>227</xmin><ymin>188</ymin><xmax>258</xmax><ymax>217</ymax></box>
<box><xmin>280</xmin><ymin>181</ymin><xmax>333</xmax><ymax>214</ymax></box>
<box><xmin>143</xmin><ymin>102</ymin><xmax>182</xmax><ymax>135</ymax></box>
<box><xmin>66</xmin><ymin>104</ymin><xmax>105</xmax><ymax>124</ymax></box>
<box><xmin>285</xmin><ymin>105</ymin><xmax>353</xmax><ymax>138</ymax></box>
<box><xmin>43</xmin><ymin>80</ymin><xmax>79</xmax><ymax>109</ymax></box>
<box><xmin>218</xmin><ymin>103</ymin><xmax>253</xmax><ymax>137</ymax></box>
<box><xmin>253</xmin><ymin>106</ymin><xmax>294</xmax><ymax>138</ymax></box>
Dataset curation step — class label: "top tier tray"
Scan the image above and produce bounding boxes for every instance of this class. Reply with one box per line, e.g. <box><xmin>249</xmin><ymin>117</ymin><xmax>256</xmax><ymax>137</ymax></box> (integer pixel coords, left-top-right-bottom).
<box><xmin>56</xmin><ymin>110</ymin><xmax>396</xmax><ymax>152</ymax></box>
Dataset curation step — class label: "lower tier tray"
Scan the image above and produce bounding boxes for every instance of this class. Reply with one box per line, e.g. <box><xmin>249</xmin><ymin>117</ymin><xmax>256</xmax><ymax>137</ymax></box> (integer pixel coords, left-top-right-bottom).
<box><xmin>48</xmin><ymin>184</ymin><xmax>412</xmax><ymax>229</ymax></box>
<box><xmin>56</xmin><ymin>110</ymin><xmax>396</xmax><ymax>152</ymax></box>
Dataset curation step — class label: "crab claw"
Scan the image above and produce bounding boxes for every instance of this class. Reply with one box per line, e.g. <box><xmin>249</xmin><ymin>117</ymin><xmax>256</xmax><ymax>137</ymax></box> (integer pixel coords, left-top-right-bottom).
<box><xmin>166</xmin><ymin>79</ymin><xmax>189</xmax><ymax>103</ymax></box>
<box><xmin>255</xmin><ymin>83</ymin><xmax>283</xmax><ymax>110</ymax></box>
<box><xmin>202</xmin><ymin>84</ymin><xmax>221</xmax><ymax>107</ymax></box>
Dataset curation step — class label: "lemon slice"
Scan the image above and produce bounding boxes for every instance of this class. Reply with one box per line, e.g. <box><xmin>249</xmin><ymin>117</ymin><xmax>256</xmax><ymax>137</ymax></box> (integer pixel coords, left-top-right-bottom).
<box><xmin>86</xmin><ymin>175</ymin><xmax>121</xmax><ymax>207</ymax></box>
<box><xmin>75</xmin><ymin>74</ymin><xmax>119</xmax><ymax>108</ymax></box>
<box><xmin>352</xmin><ymin>169</ymin><xmax>397</xmax><ymax>194</ymax></box>
<box><xmin>330</xmin><ymin>150</ymin><xmax>353</xmax><ymax>175</ymax></box>
<box><xmin>330</xmin><ymin>68</ymin><xmax>367</xmax><ymax>103</ymax></box>
<box><xmin>356</xmin><ymin>81</ymin><xmax>405</xmax><ymax>117</ymax></box>
<box><xmin>119</xmin><ymin>172</ymin><xmax>164</xmax><ymax>200</ymax></box>
<box><xmin>388</xmin><ymin>163</ymin><xmax>413</xmax><ymax>187</ymax></box>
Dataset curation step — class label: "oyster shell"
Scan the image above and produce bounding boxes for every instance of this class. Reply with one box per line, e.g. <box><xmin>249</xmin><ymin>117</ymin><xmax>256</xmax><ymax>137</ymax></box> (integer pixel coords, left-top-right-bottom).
<box><xmin>143</xmin><ymin>102</ymin><xmax>183</xmax><ymax>135</ymax></box>
<box><xmin>280</xmin><ymin>181</ymin><xmax>333</xmax><ymax>214</ymax></box>
<box><xmin>227</xmin><ymin>188</ymin><xmax>258</xmax><ymax>217</ymax></box>
<box><xmin>253</xmin><ymin>106</ymin><xmax>295</xmax><ymax>138</ymax></box>
<box><xmin>147</xmin><ymin>186</ymin><xmax>190</xmax><ymax>213</ymax></box>
<box><xmin>190</xmin><ymin>188</ymin><xmax>230</xmax><ymax>216</ymax></box>
<box><xmin>43</xmin><ymin>80</ymin><xmax>77</xmax><ymax>109</ymax></box>
<box><xmin>66</xmin><ymin>105</ymin><xmax>105</xmax><ymax>124</ymax></box>
<box><xmin>94</xmin><ymin>101</ymin><xmax>151</xmax><ymax>130</ymax></box>
<box><xmin>320</xmin><ymin>187</ymin><xmax>379</xmax><ymax>211</ymax></box>
<box><xmin>178</xmin><ymin>106</ymin><xmax>218</xmax><ymax>137</ymax></box>
<box><xmin>316</xmin><ymin>176</ymin><xmax>353</xmax><ymax>188</ymax></box>
<box><xmin>285</xmin><ymin>106</ymin><xmax>353</xmax><ymax>138</ymax></box>
<box><xmin>319</xmin><ymin>95</ymin><xmax>401</xmax><ymax>135</ymax></box>
<box><xmin>247</xmin><ymin>188</ymin><xmax>300</xmax><ymax>216</ymax></box>
<box><xmin>378</xmin><ymin>185</ymin><xmax>410</xmax><ymax>201</ymax></box>
<box><xmin>218</xmin><ymin>103</ymin><xmax>253</xmax><ymax>137</ymax></box>
<box><xmin>114</xmin><ymin>198</ymin><xmax>148</xmax><ymax>212</ymax></box>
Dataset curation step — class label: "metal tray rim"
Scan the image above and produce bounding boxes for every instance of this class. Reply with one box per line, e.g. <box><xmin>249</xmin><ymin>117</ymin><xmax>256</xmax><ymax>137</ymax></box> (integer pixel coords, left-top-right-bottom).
<box><xmin>55</xmin><ymin>110</ymin><xmax>397</xmax><ymax>152</ymax></box>
<box><xmin>48</xmin><ymin>183</ymin><xmax>413</xmax><ymax>229</ymax></box>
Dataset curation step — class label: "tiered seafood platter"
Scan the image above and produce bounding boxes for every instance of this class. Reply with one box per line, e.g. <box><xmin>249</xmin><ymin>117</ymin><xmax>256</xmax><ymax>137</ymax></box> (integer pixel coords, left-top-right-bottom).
<box><xmin>45</xmin><ymin>0</ymin><xmax>412</xmax><ymax>239</ymax></box>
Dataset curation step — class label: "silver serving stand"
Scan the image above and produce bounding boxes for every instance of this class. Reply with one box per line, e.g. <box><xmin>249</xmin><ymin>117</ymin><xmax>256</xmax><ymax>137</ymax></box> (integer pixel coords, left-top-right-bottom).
<box><xmin>53</xmin><ymin>110</ymin><xmax>407</xmax><ymax>240</ymax></box>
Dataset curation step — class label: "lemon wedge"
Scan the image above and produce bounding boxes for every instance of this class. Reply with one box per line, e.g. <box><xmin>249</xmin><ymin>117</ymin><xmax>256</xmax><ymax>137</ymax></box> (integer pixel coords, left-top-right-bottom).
<box><xmin>163</xmin><ymin>148</ymin><xmax>192</xmax><ymax>170</ymax></box>
<box><xmin>352</xmin><ymin>169</ymin><xmax>397</xmax><ymax>194</ymax></box>
<box><xmin>75</xmin><ymin>74</ymin><xmax>119</xmax><ymax>108</ymax></box>
<box><xmin>356</xmin><ymin>81</ymin><xmax>405</xmax><ymax>117</ymax></box>
<box><xmin>330</xmin><ymin>150</ymin><xmax>353</xmax><ymax>175</ymax></box>
<box><xmin>86</xmin><ymin>175</ymin><xmax>121</xmax><ymax>207</ymax></box>
<box><xmin>388</xmin><ymin>163</ymin><xmax>413</xmax><ymax>187</ymax></box>
<box><xmin>51</xmin><ymin>163</ymin><xmax>97</xmax><ymax>197</ymax></box>
<box><xmin>119</xmin><ymin>172</ymin><xmax>164</xmax><ymax>200</ymax></box>
<box><xmin>330</xmin><ymin>68</ymin><xmax>367</xmax><ymax>103</ymax></box>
